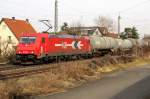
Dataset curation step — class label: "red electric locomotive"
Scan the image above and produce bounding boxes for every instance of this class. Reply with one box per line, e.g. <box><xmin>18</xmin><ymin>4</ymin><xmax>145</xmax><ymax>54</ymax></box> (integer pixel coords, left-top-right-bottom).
<box><xmin>16</xmin><ymin>33</ymin><xmax>92</xmax><ymax>63</ymax></box>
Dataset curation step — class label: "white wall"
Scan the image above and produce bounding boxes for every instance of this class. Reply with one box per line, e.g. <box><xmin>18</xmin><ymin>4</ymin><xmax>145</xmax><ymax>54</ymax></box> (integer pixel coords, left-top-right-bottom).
<box><xmin>0</xmin><ymin>21</ymin><xmax>19</xmax><ymax>56</ymax></box>
<box><xmin>0</xmin><ymin>21</ymin><xmax>18</xmax><ymax>46</ymax></box>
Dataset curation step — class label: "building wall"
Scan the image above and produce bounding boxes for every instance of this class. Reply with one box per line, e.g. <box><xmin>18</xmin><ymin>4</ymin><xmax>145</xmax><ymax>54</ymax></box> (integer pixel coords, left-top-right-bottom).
<box><xmin>93</xmin><ymin>28</ymin><xmax>102</xmax><ymax>36</ymax></box>
<box><xmin>0</xmin><ymin>21</ymin><xmax>18</xmax><ymax>56</ymax></box>
<box><xmin>0</xmin><ymin>21</ymin><xmax>18</xmax><ymax>46</ymax></box>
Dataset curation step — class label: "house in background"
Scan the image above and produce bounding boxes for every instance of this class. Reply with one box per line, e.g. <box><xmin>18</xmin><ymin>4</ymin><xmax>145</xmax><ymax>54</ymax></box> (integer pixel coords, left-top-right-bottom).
<box><xmin>0</xmin><ymin>17</ymin><xmax>37</xmax><ymax>46</ymax></box>
<box><xmin>0</xmin><ymin>17</ymin><xmax>36</xmax><ymax>55</ymax></box>
<box><xmin>143</xmin><ymin>34</ymin><xmax>150</xmax><ymax>46</ymax></box>
<box><xmin>69</xmin><ymin>27</ymin><xmax>108</xmax><ymax>36</ymax></box>
<box><xmin>144</xmin><ymin>34</ymin><xmax>150</xmax><ymax>39</ymax></box>
<box><xmin>69</xmin><ymin>26</ymin><xmax>118</xmax><ymax>38</ymax></box>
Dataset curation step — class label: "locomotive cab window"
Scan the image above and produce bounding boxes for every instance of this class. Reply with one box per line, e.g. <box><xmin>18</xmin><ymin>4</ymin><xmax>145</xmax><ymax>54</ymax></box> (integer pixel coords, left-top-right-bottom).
<box><xmin>20</xmin><ymin>37</ymin><xmax>36</xmax><ymax>44</ymax></box>
<box><xmin>42</xmin><ymin>38</ymin><xmax>45</xmax><ymax>43</ymax></box>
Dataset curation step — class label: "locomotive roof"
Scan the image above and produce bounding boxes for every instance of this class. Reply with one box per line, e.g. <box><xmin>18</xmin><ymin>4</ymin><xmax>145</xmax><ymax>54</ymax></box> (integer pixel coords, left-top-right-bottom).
<box><xmin>19</xmin><ymin>33</ymin><xmax>82</xmax><ymax>39</ymax></box>
<box><xmin>49</xmin><ymin>34</ymin><xmax>80</xmax><ymax>38</ymax></box>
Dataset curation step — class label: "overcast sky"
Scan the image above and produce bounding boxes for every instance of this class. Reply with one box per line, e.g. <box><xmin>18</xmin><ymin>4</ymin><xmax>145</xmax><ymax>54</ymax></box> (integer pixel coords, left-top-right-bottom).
<box><xmin>0</xmin><ymin>0</ymin><xmax>150</xmax><ymax>37</ymax></box>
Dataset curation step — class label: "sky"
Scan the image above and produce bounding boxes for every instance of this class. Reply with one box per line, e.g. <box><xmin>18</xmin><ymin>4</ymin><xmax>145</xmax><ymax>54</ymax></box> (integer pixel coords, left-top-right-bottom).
<box><xmin>0</xmin><ymin>0</ymin><xmax>150</xmax><ymax>37</ymax></box>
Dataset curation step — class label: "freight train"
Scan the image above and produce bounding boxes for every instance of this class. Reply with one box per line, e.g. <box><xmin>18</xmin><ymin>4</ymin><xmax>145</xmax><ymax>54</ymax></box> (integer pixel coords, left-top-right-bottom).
<box><xmin>15</xmin><ymin>33</ymin><xmax>149</xmax><ymax>64</ymax></box>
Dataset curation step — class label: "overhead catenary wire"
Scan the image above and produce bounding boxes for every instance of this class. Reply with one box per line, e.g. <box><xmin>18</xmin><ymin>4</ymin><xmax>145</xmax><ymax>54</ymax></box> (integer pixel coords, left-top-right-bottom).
<box><xmin>119</xmin><ymin>0</ymin><xmax>150</xmax><ymax>14</ymax></box>
<box><xmin>0</xmin><ymin>0</ymin><xmax>150</xmax><ymax>33</ymax></box>
<box><xmin>117</xmin><ymin>0</ymin><xmax>150</xmax><ymax>35</ymax></box>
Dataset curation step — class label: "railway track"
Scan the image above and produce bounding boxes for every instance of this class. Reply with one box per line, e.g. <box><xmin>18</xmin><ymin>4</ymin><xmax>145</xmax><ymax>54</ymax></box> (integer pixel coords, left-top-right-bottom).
<box><xmin>0</xmin><ymin>55</ymin><xmax>135</xmax><ymax>80</ymax></box>
<box><xmin>0</xmin><ymin>57</ymin><xmax>97</xmax><ymax>80</ymax></box>
<box><xmin>0</xmin><ymin>64</ymin><xmax>58</xmax><ymax>80</ymax></box>
<box><xmin>0</xmin><ymin>65</ymin><xmax>22</xmax><ymax>71</ymax></box>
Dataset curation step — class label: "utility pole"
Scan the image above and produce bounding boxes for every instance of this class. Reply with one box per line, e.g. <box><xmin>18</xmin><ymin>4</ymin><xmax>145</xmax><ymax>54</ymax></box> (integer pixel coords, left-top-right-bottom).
<box><xmin>54</xmin><ymin>0</ymin><xmax>58</xmax><ymax>33</ymax></box>
<box><xmin>118</xmin><ymin>13</ymin><xmax>121</xmax><ymax>38</ymax></box>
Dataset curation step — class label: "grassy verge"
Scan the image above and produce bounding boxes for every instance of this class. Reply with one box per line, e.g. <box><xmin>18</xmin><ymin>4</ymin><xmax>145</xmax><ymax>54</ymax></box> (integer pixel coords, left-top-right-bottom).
<box><xmin>98</xmin><ymin>57</ymin><xmax>150</xmax><ymax>73</ymax></box>
<box><xmin>0</xmin><ymin>56</ymin><xmax>150</xmax><ymax>99</ymax></box>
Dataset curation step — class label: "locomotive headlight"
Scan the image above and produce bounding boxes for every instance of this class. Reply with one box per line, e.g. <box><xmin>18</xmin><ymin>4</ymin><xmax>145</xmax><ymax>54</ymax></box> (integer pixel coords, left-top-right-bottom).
<box><xmin>31</xmin><ymin>51</ymin><xmax>34</xmax><ymax>54</ymax></box>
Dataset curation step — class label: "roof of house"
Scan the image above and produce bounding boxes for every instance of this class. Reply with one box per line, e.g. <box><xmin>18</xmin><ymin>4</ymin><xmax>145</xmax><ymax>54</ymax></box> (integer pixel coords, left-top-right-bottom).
<box><xmin>69</xmin><ymin>26</ymin><xmax>108</xmax><ymax>35</ymax></box>
<box><xmin>106</xmin><ymin>32</ymin><xmax>118</xmax><ymax>38</ymax></box>
<box><xmin>0</xmin><ymin>18</ymin><xmax>37</xmax><ymax>39</ymax></box>
<box><xmin>144</xmin><ymin>34</ymin><xmax>150</xmax><ymax>39</ymax></box>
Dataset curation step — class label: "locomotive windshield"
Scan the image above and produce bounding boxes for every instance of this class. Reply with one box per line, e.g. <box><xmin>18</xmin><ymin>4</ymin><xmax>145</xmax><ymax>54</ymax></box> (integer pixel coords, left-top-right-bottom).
<box><xmin>20</xmin><ymin>37</ymin><xmax>36</xmax><ymax>44</ymax></box>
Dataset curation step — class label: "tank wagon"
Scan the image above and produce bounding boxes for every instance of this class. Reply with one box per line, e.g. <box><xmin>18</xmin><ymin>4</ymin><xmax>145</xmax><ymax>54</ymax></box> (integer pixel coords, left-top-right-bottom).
<box><xmin>90</xmin><ymin>36</ymin><xmax>118</xmax><ymax>50</ymax></box>
<box><xmin>89</xmin><ymin>36</ymin><xmax>136</xmax><ymax>54</ymax></box>
<box><xmin>15</xmin><ymin>33</ymin><xmax>149</xmax><ymax>64</ymax></box>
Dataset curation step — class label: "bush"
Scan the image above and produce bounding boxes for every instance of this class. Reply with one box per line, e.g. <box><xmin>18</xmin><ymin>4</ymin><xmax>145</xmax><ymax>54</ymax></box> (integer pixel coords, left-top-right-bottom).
<box><xmin>0</xmin><ymin>41</ymin><xmax>16</xmax><ymax>63</ymax></box>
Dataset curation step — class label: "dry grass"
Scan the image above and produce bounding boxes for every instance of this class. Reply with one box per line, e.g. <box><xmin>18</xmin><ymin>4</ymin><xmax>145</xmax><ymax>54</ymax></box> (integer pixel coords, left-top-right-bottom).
<box><xmin>0</xmin><ymin>60</ymin><xmax>96</xmax><ymax>99</ymax></box>
<box><xmin>97</xmin><ymin>57</ymin><xmax>150</xmax><ymax>73</ymax></box>
<box><xmin>0</xmin><ymin>55</ymin><xmax>150</xmax><ymax>99</ymax></box>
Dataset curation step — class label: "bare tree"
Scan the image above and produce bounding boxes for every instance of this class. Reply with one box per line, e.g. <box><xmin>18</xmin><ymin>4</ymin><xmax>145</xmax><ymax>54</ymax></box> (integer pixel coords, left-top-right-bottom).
<box><xmin>95</xmin><ymin>16</ymin><xmax>114</xmax><ymax>31</ymax></box>
<box><xmin>68</xmin><ymin>22</ymin><xmax>84</xmax><ymax>35</ymax></box>
<box><xmin>70</xmin><ymin>22</ymin><xmax>83</xmax><ymax>30</ymax></box>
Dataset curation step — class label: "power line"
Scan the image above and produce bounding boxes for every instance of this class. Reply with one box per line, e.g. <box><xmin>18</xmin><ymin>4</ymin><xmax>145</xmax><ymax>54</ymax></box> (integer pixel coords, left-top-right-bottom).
<box><xmin>119</xmin><ymin>0</ymin><xmax>150</xmax><ymax>13</ymax></box>
<box><xmin>117</xmin><ymin>0</ymin><xmax>150</xmax><ymax>34</ymax></box>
